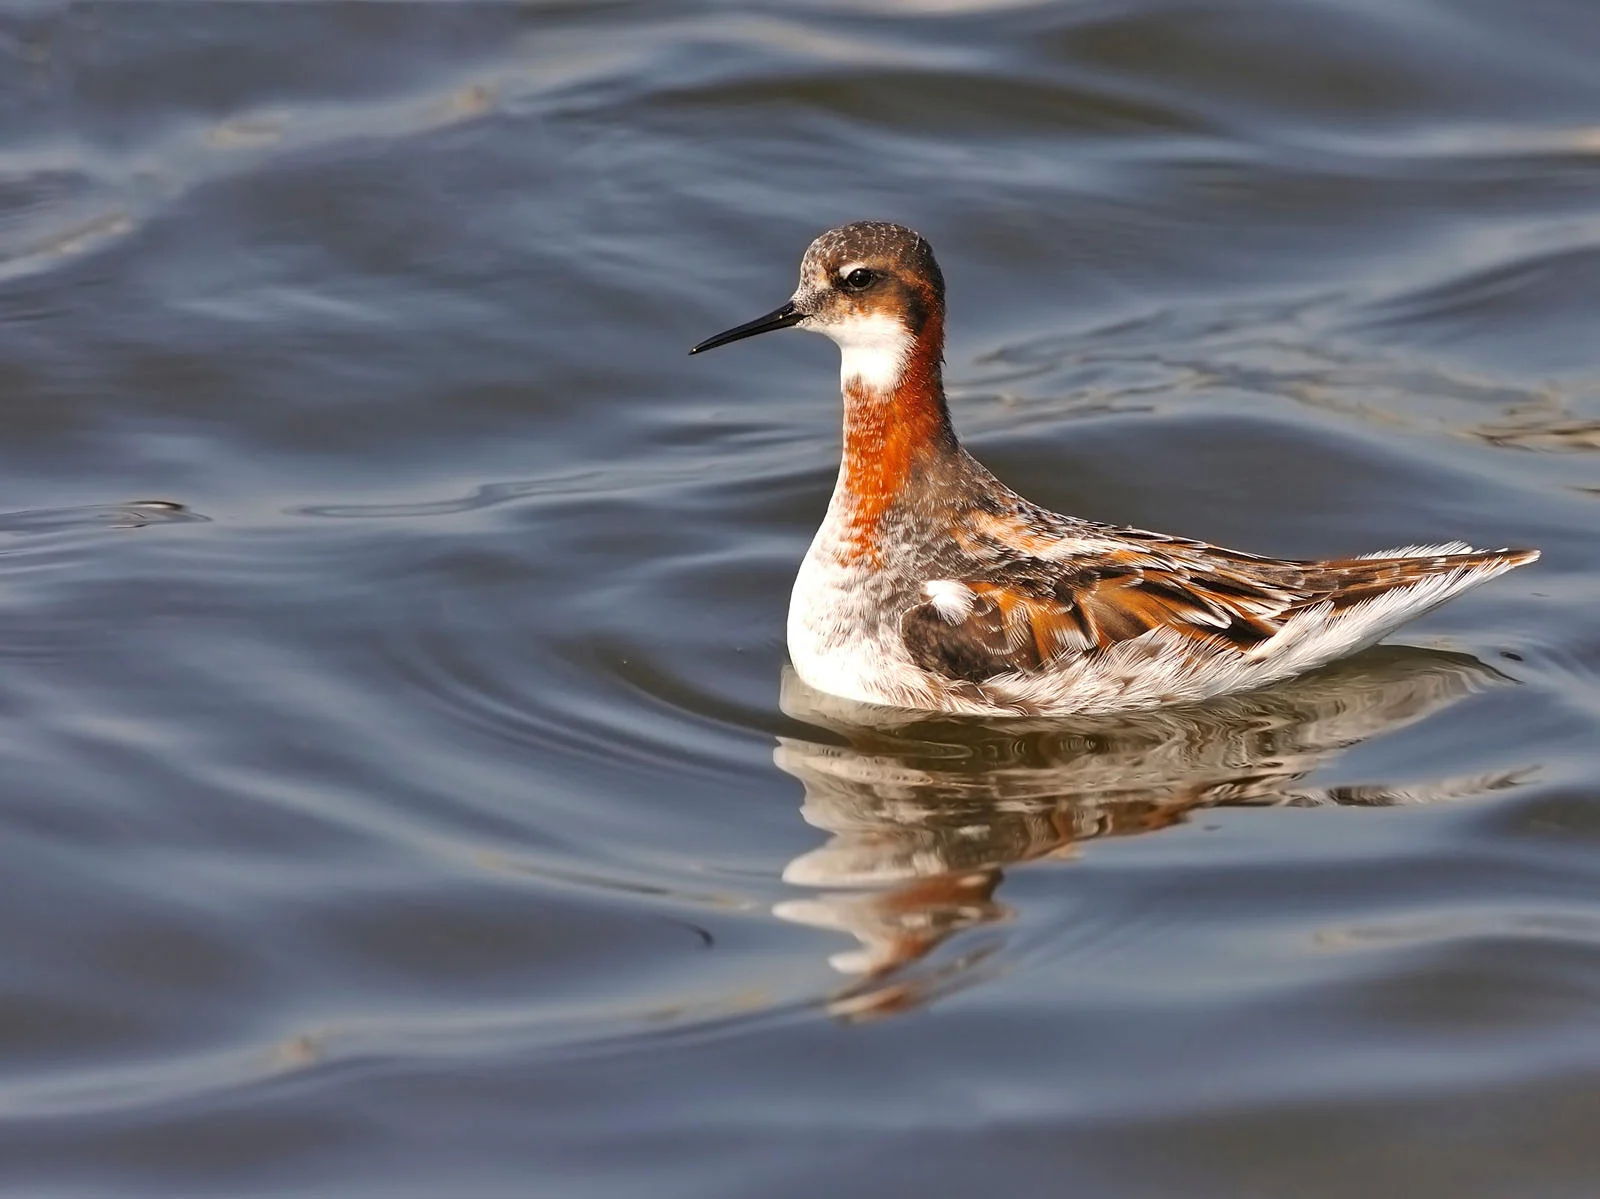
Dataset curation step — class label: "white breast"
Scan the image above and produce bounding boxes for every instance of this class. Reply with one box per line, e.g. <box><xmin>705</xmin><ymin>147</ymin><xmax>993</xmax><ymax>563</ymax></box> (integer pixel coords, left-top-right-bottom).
<box><xmin>787</xmin><ymin>515</ymin><xmax>932</xmax><ymax>711</ymax></box>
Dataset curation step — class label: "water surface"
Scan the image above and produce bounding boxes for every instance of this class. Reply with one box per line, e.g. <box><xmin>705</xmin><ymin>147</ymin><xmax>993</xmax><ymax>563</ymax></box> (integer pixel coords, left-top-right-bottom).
<box><xmin>0</xmin><ymin>3</ymin><xmax>1596</xmax><ymax>1196</ymax></box>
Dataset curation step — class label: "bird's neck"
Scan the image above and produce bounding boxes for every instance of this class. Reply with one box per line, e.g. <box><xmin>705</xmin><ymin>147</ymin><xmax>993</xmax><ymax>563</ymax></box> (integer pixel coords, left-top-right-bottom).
<box><xmin>830</xmin><ymin>312</ymin><xmax>955</xmax><ymax>558</ymax></box>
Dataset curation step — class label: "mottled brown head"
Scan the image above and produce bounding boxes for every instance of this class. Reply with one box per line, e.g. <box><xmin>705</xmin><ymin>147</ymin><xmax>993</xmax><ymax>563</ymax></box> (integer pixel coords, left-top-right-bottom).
<box><xmin>691</xmin><ymin>221</ymin><xmax>957</xmax><ymax>553</ymax></box>
<box><xmin>690</xmin><ymin>222</ymin><xmax>946</xmax><ymax>390</ymax></box>
<box><xmin>792</xmin><ymin>221</ymin><xmax>945</xmax><ymax>339</ymax></box>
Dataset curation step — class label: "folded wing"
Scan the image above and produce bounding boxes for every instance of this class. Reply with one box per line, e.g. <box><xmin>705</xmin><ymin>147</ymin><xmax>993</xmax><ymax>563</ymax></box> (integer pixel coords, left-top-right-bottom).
<box><xmin>902</xmin><ymin>524</ymin><xmax>1537</xmax><ymax>687</ymax></box>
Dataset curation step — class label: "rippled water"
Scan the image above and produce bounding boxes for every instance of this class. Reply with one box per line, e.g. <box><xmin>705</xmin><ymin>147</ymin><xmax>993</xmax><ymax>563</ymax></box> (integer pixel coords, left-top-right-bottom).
<box><xmin>0</xmin><ymin>3</ymin><xmax>1596</xmax><ymax>1195</ymax></box>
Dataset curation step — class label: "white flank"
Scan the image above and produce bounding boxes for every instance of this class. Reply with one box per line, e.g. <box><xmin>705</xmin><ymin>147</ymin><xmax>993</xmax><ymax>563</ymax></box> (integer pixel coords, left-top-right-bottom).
<box><xmin>817</xmin><ymin>312</ymin><xmax>912</xmax><ymax>391</ymax></box>
<box><xmin>924</xmin><ymin>579</ymin><xmax>976</xmax><ymax>624</ymax></box>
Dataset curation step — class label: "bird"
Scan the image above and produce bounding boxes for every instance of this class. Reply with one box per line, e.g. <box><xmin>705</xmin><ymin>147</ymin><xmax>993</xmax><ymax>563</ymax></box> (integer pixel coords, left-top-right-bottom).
<box><xmin>690</xmin><ymin>221</ymin><xmax>1538</xmax><ymax>717</ymax></box>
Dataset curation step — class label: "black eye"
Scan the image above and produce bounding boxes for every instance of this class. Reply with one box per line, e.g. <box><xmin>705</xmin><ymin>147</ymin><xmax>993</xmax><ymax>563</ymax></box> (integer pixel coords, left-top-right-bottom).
<box><xmin>841</xmin><ymin>267</ymin><xmax>877</xmax><ymax>292</ymax></box>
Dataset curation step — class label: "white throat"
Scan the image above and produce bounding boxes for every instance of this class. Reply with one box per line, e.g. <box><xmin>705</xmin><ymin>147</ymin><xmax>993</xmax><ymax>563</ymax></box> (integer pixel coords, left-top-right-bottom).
<box><xmin>817</xmin><ymin>313</ymin><xmax>912</xmax><ymax>392</ymax></box>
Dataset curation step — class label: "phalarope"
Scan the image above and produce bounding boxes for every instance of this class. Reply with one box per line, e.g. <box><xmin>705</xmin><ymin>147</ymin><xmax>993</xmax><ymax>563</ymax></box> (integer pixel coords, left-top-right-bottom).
<box><xmin>691</xmin><ymin>221</ymin><xmax>1538</xmax><ymax>717</ymax></box>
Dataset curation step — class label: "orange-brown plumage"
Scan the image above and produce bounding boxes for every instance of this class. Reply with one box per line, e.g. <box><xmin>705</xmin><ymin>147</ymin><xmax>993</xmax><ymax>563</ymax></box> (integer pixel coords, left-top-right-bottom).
<box><xmin>837</xmin><ymin>303</ymin><xmax>949</xmax><ymax>558</ymax></box>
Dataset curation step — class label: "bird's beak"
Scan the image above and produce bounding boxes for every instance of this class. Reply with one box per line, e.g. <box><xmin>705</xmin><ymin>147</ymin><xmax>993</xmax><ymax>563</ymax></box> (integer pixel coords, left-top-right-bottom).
<box><xmin>689</xmin><ymin>301</ymin><xmax>803</xmax><ymax>355</ymax></box>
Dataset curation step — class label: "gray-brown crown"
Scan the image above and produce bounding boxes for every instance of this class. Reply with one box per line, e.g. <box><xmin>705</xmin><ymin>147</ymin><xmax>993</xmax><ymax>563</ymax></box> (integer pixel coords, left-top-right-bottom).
<box><xmin>799</xmin><ymin>222</ymin><xmax>944</xmax><ymax>303</ymax></box>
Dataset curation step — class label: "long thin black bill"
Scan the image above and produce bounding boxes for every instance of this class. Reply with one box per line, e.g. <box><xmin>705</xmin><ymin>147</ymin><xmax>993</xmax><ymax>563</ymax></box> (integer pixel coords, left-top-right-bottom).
<box><xmin>689</xmin><ymin>301</ymin><xmax>802</xmax><ymax>355</ymax></box>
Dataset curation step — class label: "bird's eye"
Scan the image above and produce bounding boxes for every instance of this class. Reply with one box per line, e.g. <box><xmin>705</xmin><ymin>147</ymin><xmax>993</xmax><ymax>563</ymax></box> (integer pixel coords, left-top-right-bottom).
<box><xmin>841</xmin><ymin>267</ymin><xmax>877</xmax><ymax>292</ymax></box>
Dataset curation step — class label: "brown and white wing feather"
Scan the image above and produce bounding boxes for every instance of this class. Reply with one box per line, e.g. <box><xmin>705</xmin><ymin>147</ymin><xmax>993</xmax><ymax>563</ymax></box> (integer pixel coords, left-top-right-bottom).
<box><xmin>902</xmin><ymin>511</ymin><xmax>1536</xmax><ymax>708</ymax></box>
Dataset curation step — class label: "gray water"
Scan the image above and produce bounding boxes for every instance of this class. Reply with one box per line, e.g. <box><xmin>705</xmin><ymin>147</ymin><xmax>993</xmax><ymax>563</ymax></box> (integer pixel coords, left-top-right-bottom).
<box><xmin>0</xmin><ymin>3</ymin><xmax>1596</xmax><ymax>1196</ymax></box>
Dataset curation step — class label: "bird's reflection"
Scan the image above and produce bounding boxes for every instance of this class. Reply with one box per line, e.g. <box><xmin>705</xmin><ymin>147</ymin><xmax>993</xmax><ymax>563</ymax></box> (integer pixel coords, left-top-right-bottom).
<box><xmin>773</xmin><ymin>647</ymin><xmax>1515</xmax><ymax>1019</ymax></box>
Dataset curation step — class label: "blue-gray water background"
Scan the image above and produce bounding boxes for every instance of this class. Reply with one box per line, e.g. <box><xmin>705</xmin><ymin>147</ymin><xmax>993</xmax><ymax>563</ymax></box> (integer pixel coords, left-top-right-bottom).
<box><xmin>0</xmin><ymin>3</ymin><xmax>1596</xmax><ymax>1196</ymax></box>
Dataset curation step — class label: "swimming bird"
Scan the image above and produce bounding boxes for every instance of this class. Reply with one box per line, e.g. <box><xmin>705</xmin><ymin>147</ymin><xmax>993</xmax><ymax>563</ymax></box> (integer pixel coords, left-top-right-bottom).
<box><xmin>690</xmin><ymin>221</ymin><xmax>1537</xmax><ymax>716</ymax></box>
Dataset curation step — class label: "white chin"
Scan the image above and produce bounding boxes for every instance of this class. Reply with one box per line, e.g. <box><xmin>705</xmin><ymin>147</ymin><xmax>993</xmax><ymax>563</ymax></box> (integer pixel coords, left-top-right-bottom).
<box><xmin>813</xmin><ymin>313</ymin><xmax>911</xmax><ymax>391</ymax></box>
